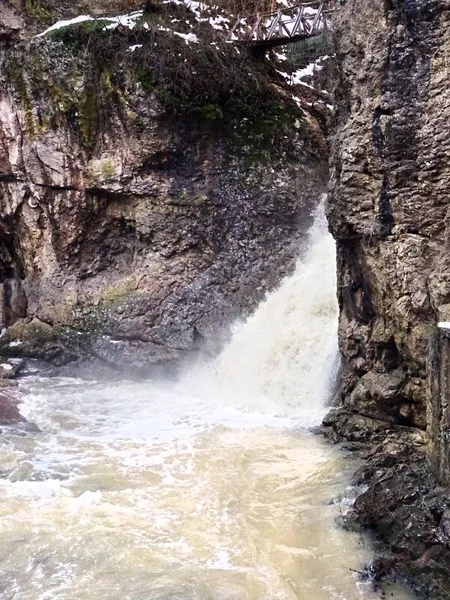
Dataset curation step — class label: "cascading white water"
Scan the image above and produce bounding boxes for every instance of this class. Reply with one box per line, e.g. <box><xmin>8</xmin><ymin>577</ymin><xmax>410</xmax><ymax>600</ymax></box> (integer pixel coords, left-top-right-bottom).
<box><xmin>0</xmin><ymin>204</ymin><xmax>415</xmax><ymax>600</ymax></box>
<box><xmin>212</xmin><ymin>202</ymin><xmax>339</xmax><ymax>423</ymax></box>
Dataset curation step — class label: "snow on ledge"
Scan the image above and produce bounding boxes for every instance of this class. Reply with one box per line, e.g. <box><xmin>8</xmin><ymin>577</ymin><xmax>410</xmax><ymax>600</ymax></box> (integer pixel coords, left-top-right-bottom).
<box><xmin>36</xmin><ymin>14</ymin><xmax>95</xmax><ymax>37</ymax></box>
<box><xmin>35</xmin><ymin>11</ymin><xmax>144</xmax><ymax>38</ymax></box>
<box><xmin>35</xmin><ymin>9</ymin><xmax>200</xmax><ymax>44</ymax></box>
<box><xmin>438</xmin><ymin>322</ymin><xmax>450</xmax><ymax>330</ymax></box>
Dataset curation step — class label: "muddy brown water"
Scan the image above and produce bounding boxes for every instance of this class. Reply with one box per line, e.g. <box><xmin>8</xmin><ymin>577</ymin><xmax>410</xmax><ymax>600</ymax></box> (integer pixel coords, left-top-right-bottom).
<box><xmin>0</xmin><ymin>377</ymin><xmax>415</xmax><ymax>600</ymax></box>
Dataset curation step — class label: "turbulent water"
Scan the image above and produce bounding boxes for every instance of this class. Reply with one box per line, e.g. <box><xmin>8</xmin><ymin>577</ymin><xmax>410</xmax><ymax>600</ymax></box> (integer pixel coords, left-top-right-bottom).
<box><xmin>0</xmin><ymin>207</ymin><xmax>414</xmax><ymax>600</ymax></box>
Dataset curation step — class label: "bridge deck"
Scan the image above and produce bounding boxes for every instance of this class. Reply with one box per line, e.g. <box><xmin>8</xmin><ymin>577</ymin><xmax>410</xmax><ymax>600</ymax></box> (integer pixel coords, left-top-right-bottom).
<box><xmin>228</xmin><ymin>1</ymin><xmax>333</xmax><ymax>48</ymax></box>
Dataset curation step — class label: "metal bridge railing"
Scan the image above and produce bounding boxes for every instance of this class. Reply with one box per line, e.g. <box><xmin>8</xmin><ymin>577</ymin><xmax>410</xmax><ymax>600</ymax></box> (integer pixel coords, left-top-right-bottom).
<box><xmin>228</xmin><ymin>1</ymin><xmax>334</xmax><ymax>46</ymax></box>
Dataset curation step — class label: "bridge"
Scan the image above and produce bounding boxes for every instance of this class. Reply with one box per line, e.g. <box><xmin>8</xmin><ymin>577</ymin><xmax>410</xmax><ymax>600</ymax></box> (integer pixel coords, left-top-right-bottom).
<box><xmin>228</xmin><ymin>1</ymin><xmax>333</xmax><ymax>50</ymax></box>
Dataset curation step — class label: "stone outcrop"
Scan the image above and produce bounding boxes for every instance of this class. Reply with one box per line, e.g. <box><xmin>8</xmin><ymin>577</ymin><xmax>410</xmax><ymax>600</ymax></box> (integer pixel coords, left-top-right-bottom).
<box><xmin>0</xmin><ymin>2</ymin><xmax>329</xmax><ymax>373</ymax></box>
<box><xmin>0</xmin><ymin>391</ymin><xmax>25</xmax><ymax>424</ymax></box>
<box><xmin>0</xmin><ymin>358</ymin><xmax>39</xmax><ymax>430</ymax></box>
<box><xmin>322</xmin><ymin>410</ymin><xmax>450</xmax><ymax>598</ymax></box>
<box><xmin>328</xmin><ymin>0</ymin><xmax>450</xmax><ymax>433</ymax></box>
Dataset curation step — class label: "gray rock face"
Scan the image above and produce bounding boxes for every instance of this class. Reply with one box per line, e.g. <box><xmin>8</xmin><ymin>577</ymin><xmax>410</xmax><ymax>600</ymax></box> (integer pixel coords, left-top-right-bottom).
<box><xmin>0</xmin><ymin>4</ymin><xmax>23</xmax><ymax>41</ymax></box>
<box><xmin>0</xmin><ymin>5</ymin><xmax>329</xmax><ymax>373</ymax></box>
<box><xmin>328</xmin><ymin>0</ymin><xmax>450</xmax><ymax>429</ymax></box>
<box><xmin>324</xmin><ymin>2</ymin><xmax>450</xmax><ymax>592</ymax></box>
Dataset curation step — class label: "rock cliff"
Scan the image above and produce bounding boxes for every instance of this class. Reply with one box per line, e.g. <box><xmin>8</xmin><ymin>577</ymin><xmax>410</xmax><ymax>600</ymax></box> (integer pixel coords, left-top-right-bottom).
<box><xmin>328</xmin><ymin>0</ymin><xmax>450</xmax><ymax>431</ymax></box>
<box><xmin>325</xmin><ymin>0</ymin><xmax>450</xmax><ymax>595</ymax></box>
<box><xmin>0</xmin><ymin>0</ymin><xmax>329</xmax><ymax>373</ymax></box>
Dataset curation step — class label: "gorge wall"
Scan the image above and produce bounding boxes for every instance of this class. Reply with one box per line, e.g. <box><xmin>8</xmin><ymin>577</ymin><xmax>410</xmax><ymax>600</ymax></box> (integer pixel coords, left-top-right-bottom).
<box><xmin>328</xmin><ymin>0</ymin><xmax>450</xmax><ymax>436</ymax></box>
<box><xmin>325</xmin><ymin>1</ymin><xmax>450</xmax><ymax>594</ymax></box>
<box><xmin>0</xmin><ymin>1</ymin><xmax>329</xmax><ymax>374</ymax></box>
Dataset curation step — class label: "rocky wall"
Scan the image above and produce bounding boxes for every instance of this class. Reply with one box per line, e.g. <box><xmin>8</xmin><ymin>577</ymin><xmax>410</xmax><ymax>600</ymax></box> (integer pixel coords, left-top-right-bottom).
<box><xmin>0</xmin><ymin>1</ymin><xmax>330</xmax><ymax>374</ymax></box>
<box><xmin>328</xmin><ymin>0</ymin><xmax>450</xmax><ymax>437</ymax></box>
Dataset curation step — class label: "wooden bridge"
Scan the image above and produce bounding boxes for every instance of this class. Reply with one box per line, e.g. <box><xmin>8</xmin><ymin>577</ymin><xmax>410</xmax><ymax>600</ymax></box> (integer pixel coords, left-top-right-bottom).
<box><xmin>228</xmin><ymin>1</ymin><xmax>333</xmax><ymax>49</ymax></box>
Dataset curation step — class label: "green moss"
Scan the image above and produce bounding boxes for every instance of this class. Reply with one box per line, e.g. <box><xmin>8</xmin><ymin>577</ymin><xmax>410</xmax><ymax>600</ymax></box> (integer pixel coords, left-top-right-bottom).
<box><xmin>195</xmin><ymin>104</ymin><xmax>223</xmax><ymax>120</ymax></box>
<box><xmin>7</xmin><ymin>61</ymin><xmax>39</xmax><ymax>138</ymax></box>
<box><xmin>6</xmin><ymin>52</ymin><xmax>81</xmax><ymax>137</ymax></box>
<box><xmin>136</xmin><ymin>66</ymin><xmax>154</xmax><ymax>93</ymax></box>
<box><xmin>224</xmin><ymin>90</ymin><xmax>305</xmax><ymax>166</ymax></box>
<box><xmin>100</xmin><ymin>159</ymin><xmax>116</xmax><ymax>178</ymax></box>
<box><xmin>83</xmin><ymin>159</ymin><xmax>117</xmax><ymax>184</ymax></box>
<box><xmin>47</xmin><ymin>19</ymin><xmax>130</xmax><ymax>60</ymax></box>
<box><xmin>24</xmin><ymin>0</ymin><xmax>52</xmax><ymax>23</ymax></box>
<box><xmin>48</xmin><ymin>19</ymin><xmax>110</xmax><ymax>43</ymax></box>
<box><xmin>101</xmin><ymin>280</ymin><xmax>137</xmax><ymax>309</ymax></box>
<box><xmin>79</xmin><ymin>85</ymin><xmax>98</xmax><ymax>152</ymax></box>
<box><xmin>8</xmin><ymin>5</ymin><xmax>311</xmax><ymax>164</ymax></box>
<box><xmin>25</xmin><ymin>10</ymin><xmax>294</xmax><ymax>136</ymax></box>
<box><xmin>83</xmin><ymin>166</ymin><xmax>96</xmax><ymax>185</ymax></box>
<box><xmin>102</xmin><ymin>70</ymin><xmax>129</xmax><ymax>111</ymax></box>
<box><xmin>0</xmin><ymin>319</ymin><xmax>57</xmax><ymax>356</ymax></box>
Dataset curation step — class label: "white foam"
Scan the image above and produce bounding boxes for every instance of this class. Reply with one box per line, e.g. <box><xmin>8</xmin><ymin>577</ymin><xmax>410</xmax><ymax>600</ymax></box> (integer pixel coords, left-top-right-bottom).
<box><xmin>210</xmin><ymin>199</ymin><xmax>339</xmax><ymax>426</ymax></box>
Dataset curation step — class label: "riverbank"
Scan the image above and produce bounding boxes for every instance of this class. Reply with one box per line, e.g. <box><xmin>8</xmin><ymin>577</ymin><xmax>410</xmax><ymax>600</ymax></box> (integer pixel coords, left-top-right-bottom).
<box><xmin>321</xmin><ymin>409</ymin><xmax>450</xmax><ymax>599</ymax></box>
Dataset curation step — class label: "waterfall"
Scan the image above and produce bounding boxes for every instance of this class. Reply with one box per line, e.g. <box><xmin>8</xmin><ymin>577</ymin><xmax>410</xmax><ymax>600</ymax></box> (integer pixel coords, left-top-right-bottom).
<box><xmin>180</xmin><ymin>200</ymin><xmax>340</xmax><ymax>427</ymax></box>
<box><xmin>212</xmin><ymin>201</ymin><xmax>339</xmax><ymax>425</ymax></box>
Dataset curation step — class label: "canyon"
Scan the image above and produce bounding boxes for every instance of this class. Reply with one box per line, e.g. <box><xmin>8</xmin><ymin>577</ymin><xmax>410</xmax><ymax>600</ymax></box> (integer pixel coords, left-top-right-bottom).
<box><xmin>0</xmin><ymin>0</ymin><xmax>449</xmax><ymax>598</ymax></box>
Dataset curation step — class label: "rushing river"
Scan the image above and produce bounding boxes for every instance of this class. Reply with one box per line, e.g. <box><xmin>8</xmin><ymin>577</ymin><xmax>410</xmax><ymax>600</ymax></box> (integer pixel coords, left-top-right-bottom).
<box><xmin>0</xmin><ymin>208</ymin><xmax>414</xmax><ymax>600</ymax></box>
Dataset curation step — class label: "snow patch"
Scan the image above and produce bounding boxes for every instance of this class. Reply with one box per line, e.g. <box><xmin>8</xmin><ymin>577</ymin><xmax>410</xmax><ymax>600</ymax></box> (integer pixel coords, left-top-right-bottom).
<box><xmin>98</xmin><ymin>11</ymin><xmax>144</xmax><ymax>31</ymax></box>
<box><xmin>36</xmin><ymin>14</ymin><xmax>95</xmax><ymax>37</ymax></box>
<box><xmin>174</xmin><ymin>31</ymin><xmax>199</xmax><ymax>43</ymax></box>
<box><xmin>36</xmin><ymin>10</ymin><xmax>144</xmax><ymax>38</ymax></box>
<box><xmin>205</xmin><ymin>15</ymin><xmax>230</xmax><ymax>30</ymax></box>
<box><xmin>159</xmin><ymin>25</ymin><xmax>199</xmax><ymax>43</ymax></box>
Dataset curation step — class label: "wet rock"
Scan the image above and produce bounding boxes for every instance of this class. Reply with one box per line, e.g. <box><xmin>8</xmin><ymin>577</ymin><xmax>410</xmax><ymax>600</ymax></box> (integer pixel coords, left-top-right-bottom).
<box><xmin>0</xmin><ymin>392</ymin><xmax>25</xmax><ymax>424</ymax></box>
<box><xmin>351</xmin><ymin>449</ymin><xmax>450</xmax><ymax>599</ymax></box>
<box><xmin>0</xmin><ymin>356</ymin><xmax>37</xmax><ymax>429</ymax></box>
<box><xmin>347</xmin><ymin>370</ymin><xmax>406</xmax><ymax>412</ymax></box>
<box><xmin>0</xmin><ymin>357</ymin><xmax>23</xmax><ymax>385</ymax></box>
<box><xmin>0</xmin><ymin>359</ymin><xmax>23</xmax><ymax>380</ymax></box>
<box><xmin>326</xmin><ymin>2</ymin><xmax>450</xmax><ymax>593</ymax></box>
<box><xmin>0</xmin><ymin>3</ymin><xmax>24</xmax><ymax>41</ymax></box>
<box><xmin>0</xmin><ymin>379</ymin><xmax>19</xmax><ymax>388</ymax></box>
<box><xmin>329</xmin><ymin>0</ymin><xmax>450</xmax><ymax>428</ymax></box>
<box><xmin>322</xmin><ymin>408</ymin><xmax>450</xmax><ymax>598</ymax></box>
<box><xmin>320</xmin><ymin>408</ymin><xmax>394</xmax><ymax>444</ymax></box>
<box><xmin>438</xmin><ymin>510</ymin><xmax>450</xmax><ymax>540</ymax></box>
